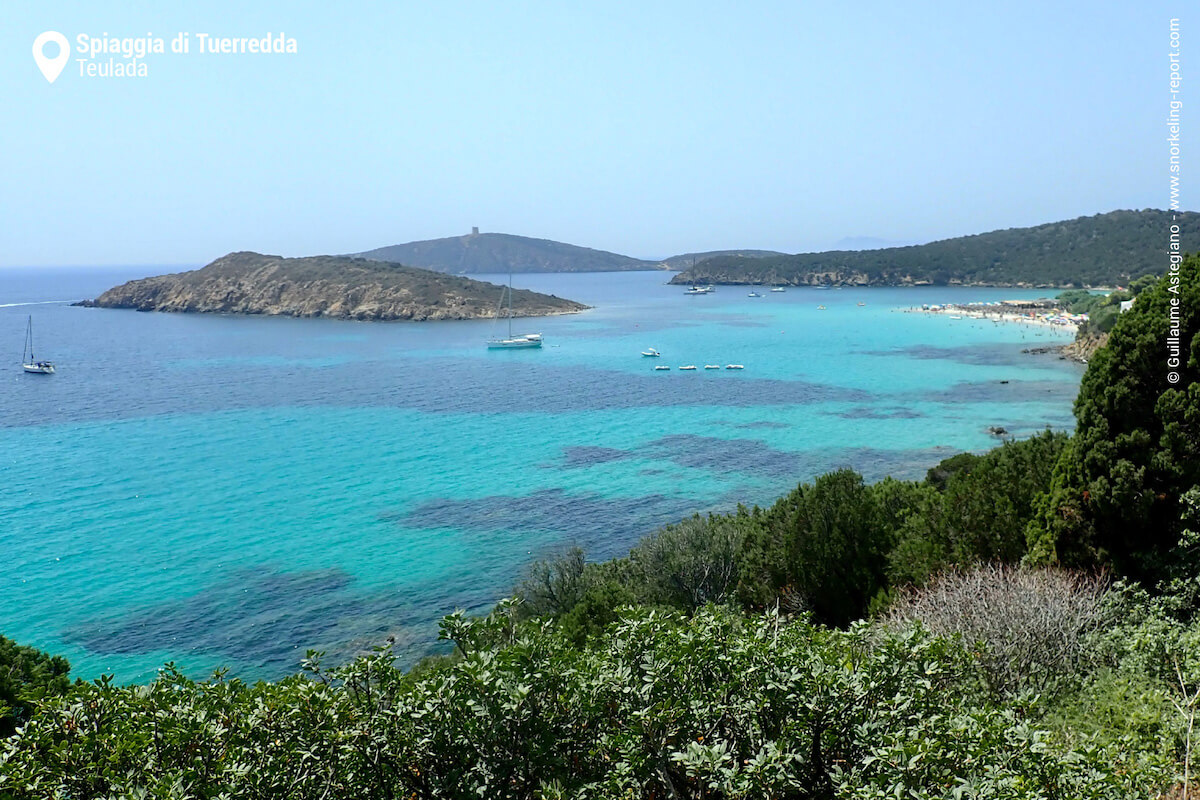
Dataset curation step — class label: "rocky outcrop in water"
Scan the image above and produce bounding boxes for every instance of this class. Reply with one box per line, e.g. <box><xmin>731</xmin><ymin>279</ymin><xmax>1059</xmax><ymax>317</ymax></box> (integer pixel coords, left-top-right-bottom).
<box><xmin>77</xmin><ymin>252</ymin><xmax>588</xmax><ymax>321</ymax></box>
<box><xmin>1023</xmin><ymin>330</ymin><xmax>1108</xmax><ymax>364</ymax></box>
<box><xmin>1061</xmin><ymin>331</ymin><xmax>1108</xmax><ymax>363</ymax></box>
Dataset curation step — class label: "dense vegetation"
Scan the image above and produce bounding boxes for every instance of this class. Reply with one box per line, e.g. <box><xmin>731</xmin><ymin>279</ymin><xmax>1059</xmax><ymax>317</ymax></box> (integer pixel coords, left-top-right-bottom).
<box><xmin>356</xmin><ymin>232</ymin><xmax>658</xmax><ymax>274</ymax></box>
<box><xmin>4</xmin><ymin>604</ymin><xmax>1185</xmax><ymax>799</ymax></box>
<box><xmin>1056</xmin><ymin>273</ymin><xmax>1157</xmax><ymax>335</ymax></box>
<box><xmin>0</xmin><ymin>635</ymin><xmax>69</xmax><ymax>739</ymax></box>
<box><xmin>3</xmin><ymin>254</ymin><xmax>1197</xmax><ymax>798</ymax></box>
<box><xmin>1029</xmin><ymin>253</ymin><xmax>1200</xmax><ymax>582</ymax></box>
<box><xmin>671</xmin><ymin>210</ymin><xmax>1200</xmax><ymax>288</ymax></box>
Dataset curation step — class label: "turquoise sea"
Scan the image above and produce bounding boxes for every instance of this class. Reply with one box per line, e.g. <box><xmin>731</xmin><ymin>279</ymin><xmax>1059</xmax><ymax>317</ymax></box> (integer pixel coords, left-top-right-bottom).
<box><xmin>0</xmin><ymin>269</ymin><xmax>1081</xmax><ymax>683</ymax></box>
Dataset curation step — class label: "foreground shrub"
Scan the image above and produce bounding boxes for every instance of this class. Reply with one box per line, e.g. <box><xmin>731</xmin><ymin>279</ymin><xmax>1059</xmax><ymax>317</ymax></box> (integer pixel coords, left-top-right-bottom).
<box><xmin>0</xmin><ymin>606</ymin><xmax>1159</xmax><ymax>799</ymax></box>
<box><xmin>0</xmin><ymin>635</ymin><xmax>70</xmax><ymax>739</ymax></box>
<box><xmin>883</xmin><ymin>564</ymin><xmax>1109</xmax><ymax>698</ymax></box>
<box><xmin>1061</xmin><ymin>581</ymin><xmax>1200</xmax><ymax>788</ymax></box>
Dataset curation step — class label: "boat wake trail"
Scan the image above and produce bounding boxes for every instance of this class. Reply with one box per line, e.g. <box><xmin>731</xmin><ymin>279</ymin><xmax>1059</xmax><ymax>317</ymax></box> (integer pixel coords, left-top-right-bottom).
<box><xmin>0</xmin><ymin>300</ymin><xmax>74</xmax><ymax>308</ymax></box>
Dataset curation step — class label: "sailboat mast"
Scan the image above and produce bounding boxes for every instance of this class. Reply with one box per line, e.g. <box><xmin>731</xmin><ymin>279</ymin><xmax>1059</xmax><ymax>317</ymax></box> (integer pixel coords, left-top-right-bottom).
<box><xmin>507</xmin><ymin>268</ymin><xmax>513</xmax><ymax>337</ymax></box>
<box><xmin>25</xmin><ymin>316</ymin><xmax>32</xmax><ymax>363</ymax></box>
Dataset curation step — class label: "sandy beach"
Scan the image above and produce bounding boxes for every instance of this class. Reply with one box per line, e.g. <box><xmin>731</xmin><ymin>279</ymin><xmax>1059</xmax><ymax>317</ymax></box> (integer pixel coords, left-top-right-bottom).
<box><xmin>902</xmin><ymin>304</ymin><xmax>1082</xmax><ymax>334</ymax></box>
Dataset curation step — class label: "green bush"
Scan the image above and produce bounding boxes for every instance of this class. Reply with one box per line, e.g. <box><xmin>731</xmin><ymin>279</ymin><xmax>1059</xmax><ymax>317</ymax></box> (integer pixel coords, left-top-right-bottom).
<box><xmin>0</xmin><ymin>634</ymin><xmax>70</xmax><ymax>738</ymax></box>
<box><xmin>0</xmin><ymin>608</ymin><xmax>1162</xmax><ymax>799</ymax></box>
<box><xmin>739</xmin><ymin>469</ymin><xmax>892</xmax><ymax>626</ymax></box>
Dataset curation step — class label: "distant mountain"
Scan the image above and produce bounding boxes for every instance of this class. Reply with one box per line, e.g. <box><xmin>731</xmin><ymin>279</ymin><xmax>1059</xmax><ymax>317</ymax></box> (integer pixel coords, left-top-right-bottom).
<box><xmin>356</xmin><ymin>232</ymin><xmax>658</xmax><ymax>274</ymax></box>
<box><xmin>79</xmin><ymin>252</ymin><xmax>588</xmax><ymax>321</ymax></box>
<box><xmin>657</xmin><ymin>250</ymin><xmax>787</xmax><ymax>270</ymax></box>
<box><xmin>670</xmin><ymin>210</ymin><xmax>1200</xmax><ymax>288</ymax></box>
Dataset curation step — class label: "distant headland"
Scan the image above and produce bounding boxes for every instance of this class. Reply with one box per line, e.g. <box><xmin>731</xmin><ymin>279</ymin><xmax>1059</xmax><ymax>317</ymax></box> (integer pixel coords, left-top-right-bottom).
<box><xmin>357</xmin><ymin>210</ymin><xmax>1195</xmax><ymax>284</ymax></box>
<box><xmin>76</xmin><ymin>252</ymin><xmax>589</xmax><ymax>321</ymax></box>
<box><xmin>669</xmin><ymin>210</ymin><xmax>1199</xmax><ymax>288</ymax></box>
<box><xmin>355</xmin><ymin>231</ymin><xmax>660</xmax><ymax>274</ymax></box>
<box><xmin>355</xmin><ymin>230</ymin><xmax>791</xmax><ymax>275</ymax></box>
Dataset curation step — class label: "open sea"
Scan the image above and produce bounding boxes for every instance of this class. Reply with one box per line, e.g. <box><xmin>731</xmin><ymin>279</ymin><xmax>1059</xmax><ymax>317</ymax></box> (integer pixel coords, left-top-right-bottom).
<box><xmin>0</xmin><ymin>268</ymin><xmax>1082</xmax><ymax>683</ymax></box>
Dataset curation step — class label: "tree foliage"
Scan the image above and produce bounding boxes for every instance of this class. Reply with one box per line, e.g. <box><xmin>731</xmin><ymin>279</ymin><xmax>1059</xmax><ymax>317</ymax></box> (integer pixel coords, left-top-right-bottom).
<box><xmin>0</xmin><ymin>634</ymin><xmax>70</xmax><ymax>738</ymax></box>
<box><xmin>739</xmin><ymin>469</ymin><xmax>893</xmax><ymax>625</ymax></box>
<box><xmin>1028</xmin><ymin>253</ymin><xmax>1200</xmax><ymax>581</ymax></box>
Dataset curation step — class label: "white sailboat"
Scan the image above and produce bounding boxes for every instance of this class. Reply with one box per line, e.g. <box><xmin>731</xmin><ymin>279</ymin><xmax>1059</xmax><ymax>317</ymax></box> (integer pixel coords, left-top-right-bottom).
<box><xmin>21</xmin><ymin>316</ymin><xmax>55</xmax><ymax>374</ymax></box>
<box><xmin>486</xmin><ymin>273</ymin><xmax>542</xmax><ymax>349</ymax></box>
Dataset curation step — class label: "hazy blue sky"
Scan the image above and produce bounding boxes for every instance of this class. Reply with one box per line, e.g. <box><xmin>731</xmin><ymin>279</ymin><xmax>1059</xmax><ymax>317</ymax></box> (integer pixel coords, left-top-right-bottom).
<box><xmin>2</xmin><ymin>1</ymin><xmax>1189</xmax><ymax>266</ymax></box>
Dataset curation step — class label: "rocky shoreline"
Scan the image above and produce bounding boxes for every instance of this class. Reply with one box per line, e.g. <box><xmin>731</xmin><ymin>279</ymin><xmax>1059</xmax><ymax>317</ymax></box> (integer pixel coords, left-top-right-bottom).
<box><xmin>77</xmin><ymin>252</ymin><xmax>589</xmax><ymax>322</ymax></box>
<box><xmin>1022</xmin><ymin>332</ymin><xmax>1107</xmax><ymax>364</ymax></box>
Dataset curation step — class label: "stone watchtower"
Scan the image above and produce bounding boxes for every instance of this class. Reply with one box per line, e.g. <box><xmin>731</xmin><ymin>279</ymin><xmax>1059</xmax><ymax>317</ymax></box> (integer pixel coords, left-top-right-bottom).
<box><xmin>471</xmin><ymin>227</ymin><xmax>479</xmax><ymax>236</ymax></box>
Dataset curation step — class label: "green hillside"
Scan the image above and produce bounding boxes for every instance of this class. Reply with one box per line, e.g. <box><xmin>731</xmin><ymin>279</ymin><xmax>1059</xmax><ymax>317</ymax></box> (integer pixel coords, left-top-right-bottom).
<box><xmin>671</xmin><ymin>209</ymin><xmax>1199</xmax><ymax>287</ymax></box>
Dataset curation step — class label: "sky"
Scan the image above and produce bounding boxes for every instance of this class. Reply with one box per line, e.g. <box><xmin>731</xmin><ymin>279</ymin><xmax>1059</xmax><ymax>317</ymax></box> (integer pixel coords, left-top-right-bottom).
<box><xmin>0</xmin><ymin>1</ymin><xmax>1190</xmax><ymax>267</ymax></box>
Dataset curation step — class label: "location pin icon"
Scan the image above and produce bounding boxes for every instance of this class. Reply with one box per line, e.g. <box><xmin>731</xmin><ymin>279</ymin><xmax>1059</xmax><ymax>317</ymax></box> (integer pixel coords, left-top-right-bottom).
<box><xmin>33</xmin><ymin>31</ymin><xmax>70</xmax><ymax>84</ymax></box>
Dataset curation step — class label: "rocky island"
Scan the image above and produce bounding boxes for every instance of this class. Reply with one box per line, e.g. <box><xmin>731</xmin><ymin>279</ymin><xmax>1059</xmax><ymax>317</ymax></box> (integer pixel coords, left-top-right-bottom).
<box><xmin>77</xmin><ymin>252</ymin><xmax>589</xmax><ymax>321</ymax></box>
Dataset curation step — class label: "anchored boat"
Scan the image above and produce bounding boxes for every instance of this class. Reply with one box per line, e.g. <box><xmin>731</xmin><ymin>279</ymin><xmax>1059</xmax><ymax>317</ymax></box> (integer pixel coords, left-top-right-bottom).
<box><xmin>21</xmin><ymin>316</ymin><xmax>55</xmax><ymax>374</ymax></box>
<box><xmin>487</xmin><ymin>273</ymin><xmax>542</xmax><ymax>349</ymax></box>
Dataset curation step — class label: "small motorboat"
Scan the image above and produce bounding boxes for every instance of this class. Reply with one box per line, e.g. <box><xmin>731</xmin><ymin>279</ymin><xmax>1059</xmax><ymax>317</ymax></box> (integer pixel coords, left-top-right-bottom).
<box><xmin>704</xmin><ymin>364</ymin><xmax>720</xmax><ymax>369</ymax></box>
<box><xmin>770</xmin><ymin>287</ymin><xmax>786</xmax><ymax>293</ymax></box>
<box><xmin>679</xmin><ymin>365</ymin><xmax>697</xmax><ymax>371</ymax></box>
<box><xmin>857</xmin><ymin>302</ymin><xmax>866</xmax><ymax>307</ymax></box>
<box><xmin>817</xmin><ymin>305</ymin><xmax>826</xmax><ymax>310</ymax></box>
<box><xmin>747</xmin><ymin>291</ymin><xmax>762</xmax><ymax>298</ymax></box>
<box><xmin>654</xmin><ymin>365</ymin><xmax>671</xmax><ymax>371</ymax></box>
<box><xmin>725</xmin><ymin>364</ymin><xmax>744</xmax><ymax>370</ymax></box>
<box><xmin>641</xmin><ymin>348</ymin><xmax>661</xmax><ymax>357</ymax></box>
